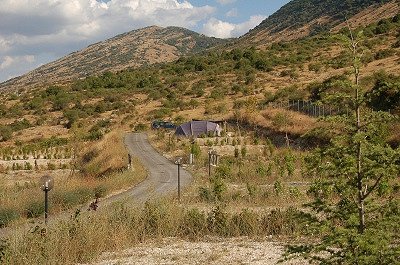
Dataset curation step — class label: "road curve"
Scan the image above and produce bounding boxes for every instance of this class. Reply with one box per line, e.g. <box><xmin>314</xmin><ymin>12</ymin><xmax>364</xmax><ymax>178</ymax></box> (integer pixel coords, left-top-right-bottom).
<box><xmin>99</xmin><ymin>132</ymin><xmax>192</xmax><ymax>206</ymax></box>
<box><xmin>0</xmin><ymin>133</ymin><xmax>192</xmax><ymax>238</ymax></box>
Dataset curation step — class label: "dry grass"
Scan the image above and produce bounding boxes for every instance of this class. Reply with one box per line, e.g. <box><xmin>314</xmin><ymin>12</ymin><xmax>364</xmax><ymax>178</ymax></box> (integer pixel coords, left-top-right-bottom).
<box><xmin>1</xmin><ymin>201</ymin><xmax>305</xmax><ymax>264</ymax></box>
<box><xmin>260</xmin><ymin>107</ymin><xmax>318</xmax><ymax>136</ymax></box>
<box><xmin>79</xmin><ymin>130</ymin><xmax>128</xmax><ymax>178</ymax></box>
<box><xmin>0</xmin><ymin>129</ymin><xmax>147</xmax><ymax>228</ymax></box>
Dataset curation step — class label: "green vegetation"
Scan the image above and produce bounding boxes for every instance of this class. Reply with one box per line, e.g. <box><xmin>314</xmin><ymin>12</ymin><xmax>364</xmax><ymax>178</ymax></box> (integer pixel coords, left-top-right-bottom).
<box><xmin>254</xmin><ymin>0</ymin><xmax>393</xmax><ymax>35</ymax></box>
<box><xmin>0</xmin><ymin>8</ymin><xmax>399</xmax><ymax>265</ymax></box>
<box><xmin>284</xmin><ymin>26</ymin><xmax>400</xmax><ymax>264</ymax></box>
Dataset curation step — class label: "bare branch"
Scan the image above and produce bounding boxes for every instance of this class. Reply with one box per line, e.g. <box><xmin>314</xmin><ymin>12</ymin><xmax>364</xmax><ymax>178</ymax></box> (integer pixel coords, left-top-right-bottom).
<box><xmin>363</xmin><ymin>175</ymin><xmax>384</xmax><ymax>200</ymax></box>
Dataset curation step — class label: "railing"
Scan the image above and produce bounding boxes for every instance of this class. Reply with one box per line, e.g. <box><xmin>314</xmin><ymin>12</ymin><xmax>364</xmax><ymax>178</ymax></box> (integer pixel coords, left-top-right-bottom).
<box><xmin>268</xmin><ymin>100</ymin><xmax>351</xmax><ymax>117</ymax></box>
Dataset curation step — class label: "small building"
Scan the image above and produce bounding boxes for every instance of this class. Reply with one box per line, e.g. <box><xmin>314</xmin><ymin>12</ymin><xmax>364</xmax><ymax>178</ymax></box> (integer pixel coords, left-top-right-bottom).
<box><xmin>175</xmin><ymin>121</ymin><xmax>222</xmax><ymax>138</ymax></box>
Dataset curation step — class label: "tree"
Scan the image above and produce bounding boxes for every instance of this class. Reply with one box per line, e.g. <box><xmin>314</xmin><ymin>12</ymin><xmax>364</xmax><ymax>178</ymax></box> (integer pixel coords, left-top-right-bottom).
<box><xmin>271</xmin><ymin>111</ymin><xmax>293</xmax><ymax>147</ymax></box>
<box><xmin>285</xmin><ymin>25</ymin><xmax>400</xmax><ymax>263</ymax></box>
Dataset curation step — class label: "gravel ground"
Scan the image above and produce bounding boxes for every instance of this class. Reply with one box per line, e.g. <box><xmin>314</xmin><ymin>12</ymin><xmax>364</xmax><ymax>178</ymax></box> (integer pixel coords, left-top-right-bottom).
<box><xmin>88</xmin><ymin>237</ymin><xmax>308</xmax><ymax>265</ymax></box>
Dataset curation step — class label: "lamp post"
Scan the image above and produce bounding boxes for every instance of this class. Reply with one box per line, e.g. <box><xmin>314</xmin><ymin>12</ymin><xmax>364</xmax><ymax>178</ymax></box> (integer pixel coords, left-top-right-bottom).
<box><xmin>175</xmin><ymin>157</ymin><xmax>182</xmax><ymax>201</ymax></box>
<box><xmin>40</xmin><ymin>175</ymin><xmax>54</xmax><ymax>225</ymax></box>
<box><xmin>190</xmin><ymin>138</ymin><xmax>195</xmax><ymax>165</ymax></box>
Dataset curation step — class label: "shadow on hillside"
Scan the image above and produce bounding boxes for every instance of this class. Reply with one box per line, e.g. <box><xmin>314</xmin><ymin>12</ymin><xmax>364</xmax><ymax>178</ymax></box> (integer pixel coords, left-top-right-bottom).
<box><xmin>226</xmin><ymin>119</ymin><xmax>329</xmax><ymax>150</ymax></box>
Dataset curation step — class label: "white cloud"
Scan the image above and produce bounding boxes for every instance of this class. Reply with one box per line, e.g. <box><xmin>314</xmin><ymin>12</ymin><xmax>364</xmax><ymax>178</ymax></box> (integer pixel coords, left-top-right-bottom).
<box><xmin>226</xmin><ymin>8</ymin><xmax>237</xmax><ymax>17</ymax></box>
<box><xmin>202</xmin><ymin>15</ymin><xmax>266</xmax><ymax>38</ymax></box>
<box><xmin>0</xmin><ymin>55</ymin><xmax>35</xmax><ymax>70</ymax></box>
<box><xmin>0</xmin><ymin>0</ymin><xmax>216</xmax><ymax>82</ymax></box>
<box><xmin>202</xmin><ymin>18</ymin><xmax>235</xmax><ymax>39</ymax></box>
<box><xmin>231</xmin><ymin>15</ymin><xmax>266</xmax><ymax>37</ymax></box>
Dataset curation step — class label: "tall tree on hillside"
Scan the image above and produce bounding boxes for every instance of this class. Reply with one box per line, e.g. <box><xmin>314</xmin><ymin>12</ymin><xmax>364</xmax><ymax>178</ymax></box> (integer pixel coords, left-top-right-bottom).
<box><xmin>285</xmin><ymin>25</ymin><xmax>400</xmax><ymax>263</ymax></box>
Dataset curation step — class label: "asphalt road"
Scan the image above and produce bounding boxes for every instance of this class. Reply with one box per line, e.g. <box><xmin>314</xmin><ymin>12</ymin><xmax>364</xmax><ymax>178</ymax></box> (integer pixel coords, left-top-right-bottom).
<box><xmin>0</xmin><ymin>132</ymin><xmax>192</xmax><ymax>238</ymax></box>
<box><xmin>100</xmin><ymin>132</ymin><xmax>192</xmax><ymax>206</ymax></box>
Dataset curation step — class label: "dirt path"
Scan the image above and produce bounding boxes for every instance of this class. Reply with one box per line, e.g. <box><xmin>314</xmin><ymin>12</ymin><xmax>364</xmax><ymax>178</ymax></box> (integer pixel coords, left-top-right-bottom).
<box><xmin>86</xmin><ymin>237</ymin><xmax>306</xmax><ymax>265</ymax></box>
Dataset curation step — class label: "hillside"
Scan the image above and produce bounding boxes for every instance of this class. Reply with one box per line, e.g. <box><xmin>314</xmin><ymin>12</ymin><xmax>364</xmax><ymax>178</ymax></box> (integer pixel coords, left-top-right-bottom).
<box><xmin>0</xmin><ymin>26</ymin><xmax>227</xmax><ymax>92</ymax></box>
<box><xmin>0</xmin><ymin>11</ymin><xmax>399</xmax><ymax>148</ymax></box>
<box><xmin>241</xmin><ymin>0</ymin><xmax>399</xmax><ymax>46</ymax></box>
<box><xmin>0</xmin><ymin>3</ymin><xmax>399</xmax><ymax>264</ymax></box>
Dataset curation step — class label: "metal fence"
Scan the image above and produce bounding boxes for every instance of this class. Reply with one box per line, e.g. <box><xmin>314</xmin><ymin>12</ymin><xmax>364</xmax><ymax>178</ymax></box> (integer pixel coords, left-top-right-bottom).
<box><xmin>268</xmin><ymin>100</ymin><xmax>351</xmax><ymax>118</ymax></box>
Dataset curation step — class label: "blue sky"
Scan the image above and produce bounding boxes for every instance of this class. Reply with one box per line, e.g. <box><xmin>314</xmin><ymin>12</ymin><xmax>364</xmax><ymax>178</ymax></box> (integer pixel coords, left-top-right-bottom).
<box><xmin>0</xmin><ymin>0</ymin><xmax>291</xmax><ymax>83</ymax></box>
<box><xmin>192</xmin><ymin>0</ymin><xmax>290</xmax><ymax>24</ymax></box>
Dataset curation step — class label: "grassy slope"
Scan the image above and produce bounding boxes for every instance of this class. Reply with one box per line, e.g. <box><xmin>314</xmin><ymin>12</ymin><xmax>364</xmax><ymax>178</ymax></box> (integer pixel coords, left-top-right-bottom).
<box><xmin>1</xmin><ymin>14</ymin><xmax>399</xmax><ymax>148</ymax></box>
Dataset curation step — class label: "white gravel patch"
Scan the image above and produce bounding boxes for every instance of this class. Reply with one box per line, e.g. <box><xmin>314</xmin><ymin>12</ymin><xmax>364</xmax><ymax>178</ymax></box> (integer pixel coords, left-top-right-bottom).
<box><xmin>88</xmin><ymin>237</ymin><xmax>307</xmax><ymax>265</ymax></box>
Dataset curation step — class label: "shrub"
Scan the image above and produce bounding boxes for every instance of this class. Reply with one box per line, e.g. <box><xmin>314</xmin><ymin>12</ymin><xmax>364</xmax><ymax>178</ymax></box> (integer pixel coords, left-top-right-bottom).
<box><xmin>246</xmin><ymin>183</ymin><xmax>258</xmax><ymax>198</ymax></box>
<box><xmin>0</xmin><ymin>208</ymin><xmax>20</xmax><ymax>227</ymax></box>
<box><xmin>181</xmin><ymin>208</ymin><xmax>207</xmax><ymax>239</ymax></box>
<box><xmin>140</xmin><ymin>202</ymin><xmax>168</xmax><ymax>237</ymax></box>
<box><xmin>212</xmin><ymin>177</ymin><xmax>226</xmax><ymax>201</ymax></box>
<box><xmin>230</xmin><ymin>209</ymin><xmax>259</xmax><ymax>236</ymax></box>
<box><xmin>0</xmin><ymin>126</ymin><xmax>12</xmax><ymax>142</ymax></box>
<box><xmin>53</xmin><ymin>188</ymin><xmax>93</xmax><ymax>209</ymax></box>
<box><xmin>94</xmin><ymin>185</ymin><xmax>107</xmax><ymax>199</ymax></box>
<box><xmin>25</xmin><ymin>201</ymin><xmax>45</xmax><ymax>218</ymax></box>
<box><xmin>199</xmin><ymin>187</ymin><xmax>214</xmax><ymax>202</ymax></box>
<box><xmin>289</xmin><ymin>187</ymin><xmax>301</xmax><ymax>198</ymax></box>
<box><xmin>308</xmin><ymin>62</ymin><xmax>322</xmax><ymax>73</ymax></box>
<box><xmin>207</xmin><ymin>205</ymin><xmax>229</xmax><ymax>236</ymax></box>
<box><xmin>274</xmin><ymin>180</ymin><xmax>284</xmax><ymax>195</ymax></box>
<box><xmin>241</xmin><ymin>146</ymin><xmax>247</xmax><ymax>158</ymax></box>
<box><xmin>47</xmin><ymin>162</ymin><xmax>56</xmax><ymax>170</ymax></box>
<box><xmin>374</xmin><ymin>49</ymin><xmax>396</xmax><ymax>60</ymax></box>
<box><xmin>135</xmin><ymin>123</ymin><xmax>147</xmax><ymax>131</ymax></box>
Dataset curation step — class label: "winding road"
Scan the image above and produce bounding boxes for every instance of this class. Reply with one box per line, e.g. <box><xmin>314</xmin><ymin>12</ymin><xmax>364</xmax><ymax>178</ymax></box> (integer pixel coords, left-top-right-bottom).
<box><xmin>0</xmin><ymin>132</ymin><xmax>192</xmax><ymax>238</ymax></box>
<box><xmin>100</xmin><ymin>132</ymin><xmax>192</xmax><ymax>206</ymax></box>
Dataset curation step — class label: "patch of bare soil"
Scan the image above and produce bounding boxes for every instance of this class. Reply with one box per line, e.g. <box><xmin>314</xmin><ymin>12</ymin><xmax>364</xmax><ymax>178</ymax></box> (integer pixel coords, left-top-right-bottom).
<box><xmin>88</xmin><ymin>237</ymin><xmax>307</xmax><ymax>265</ymax></box>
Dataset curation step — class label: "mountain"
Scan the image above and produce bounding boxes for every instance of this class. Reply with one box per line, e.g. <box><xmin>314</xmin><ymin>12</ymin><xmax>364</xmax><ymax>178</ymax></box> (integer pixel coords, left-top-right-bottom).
<box><xmin>0</xmin><ymin>26</ymin><xmax>227</xmax><ymax>91</ymax></box>
<box><xmin>241</xmin><ymin>0</ymin><xmax>399</xmax><ymax>46</ymax></box>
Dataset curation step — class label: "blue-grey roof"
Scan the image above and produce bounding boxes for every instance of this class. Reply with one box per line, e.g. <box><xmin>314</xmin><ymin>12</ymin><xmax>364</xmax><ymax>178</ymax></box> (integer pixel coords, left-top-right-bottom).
<box><xmin>175</xmin><ymin>121</ymin><xmax>221</xmax><ymax>137</ymax></box>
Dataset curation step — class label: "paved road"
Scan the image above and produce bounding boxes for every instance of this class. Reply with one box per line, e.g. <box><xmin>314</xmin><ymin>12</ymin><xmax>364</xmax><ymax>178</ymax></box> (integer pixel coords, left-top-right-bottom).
<box><xmin>100</xmin><ymin>132</ymin><xmax>192</xmax><ymax>206</ymax></box>
<box><xmin>0</xmin><ymin>132</ymin><xmax>192</xmax><ymax>238</ymax></box>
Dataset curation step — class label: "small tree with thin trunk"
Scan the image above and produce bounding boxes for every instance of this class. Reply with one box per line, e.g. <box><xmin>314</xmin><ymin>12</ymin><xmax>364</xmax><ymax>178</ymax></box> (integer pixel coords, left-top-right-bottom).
<box><xmin>271</xmin><ymin>112</ymin><xmax>293</xmax><ymax>147</ymax></box>
<box><xmin>285</xmin><ymin>24</ymin><xmax>400</xmax><ymax>264</ymax></box>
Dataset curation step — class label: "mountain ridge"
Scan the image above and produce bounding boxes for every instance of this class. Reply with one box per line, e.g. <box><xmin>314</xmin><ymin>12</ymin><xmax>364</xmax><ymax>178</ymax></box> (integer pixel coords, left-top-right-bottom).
<box><xmin>1</xmin><ymin>0</ymin><xmax>399</xmax><ymax>92</ymax></box>
<box><xmin>0</xmin><ymin>26</ymin><xmax>227</xmax><ymax>91</ymax></box>
<box><xmin>241</xmin><ymin>0</ymin><xmax>399</xmax><ymax>46</ymax></box>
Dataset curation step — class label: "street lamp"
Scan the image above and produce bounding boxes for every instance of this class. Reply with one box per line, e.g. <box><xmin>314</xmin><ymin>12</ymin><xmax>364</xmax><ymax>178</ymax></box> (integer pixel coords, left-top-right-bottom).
<box><xmin>40</xmin><ymin>175</ymin><xmax>54</xmax><ymax>225</ymax></box>
<box><xmin>175</xmin><ymin>157</ymin><xmax>183</xmax><ymax>201</ymax></box>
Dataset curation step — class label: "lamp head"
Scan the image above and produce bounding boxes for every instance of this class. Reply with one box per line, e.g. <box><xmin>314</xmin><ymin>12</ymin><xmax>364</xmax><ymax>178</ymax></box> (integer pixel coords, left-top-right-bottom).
<box><xmin>40</xmin><ymin>175</ymin><xmax>54</xmax><ymax>191</ymax></box>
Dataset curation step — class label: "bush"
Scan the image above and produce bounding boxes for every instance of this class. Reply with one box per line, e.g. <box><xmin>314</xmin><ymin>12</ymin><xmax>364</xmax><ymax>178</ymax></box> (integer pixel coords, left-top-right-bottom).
<box><xmin>135</xmin><ymin>123</ymin><xmax>147</xmax><ymax>131</ymax></box>
<box><xmin>25</xmin><ymin>201</ymin><xmax>45</xmax><ymax>218</ymax></box>
<box><xmin>199</xmin><ymin>187</ymin><xmax>214</xmax><ymax>202</ymax></box>
<box><xmin>0</xmin><ymin>208</ymin><xmax>20</xmax><ymax>227</ymax></box>
<box><xmin>0</xmin><ymin>126</ymin><xmax>12</xmax><ymax>142</ymax></box>
<box><xmin>207</xmin><ymin>205</ymin><xmax>229</xmax><ymax>236</ymax></box>
<box><xmin>181</xmin><ymin>208</ymin><xmax>207</xmax><ymax>239</ymax></box>
<box><xmin>94</xmin><ymin>185</ymin><xmax>107</xmax><ymax>198</ymax></box>
<box><xmin>374</xmin><ymin>49</ymin><xmax>396</xmax><ymax>60</ymax></box>
<box><xmin>53</xmin><ymin>188</ymin><xmax>93</xmax><ymax>209</ymax></box>
<box><xmin>274</xmin><ymin>180</ymin><xmax>284</xmax><ymax>195</ymax></box>
<box><xmin>230</xmin><ymin>209</ymin><xmax>259</xmax><ymax>236</ymax></box>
